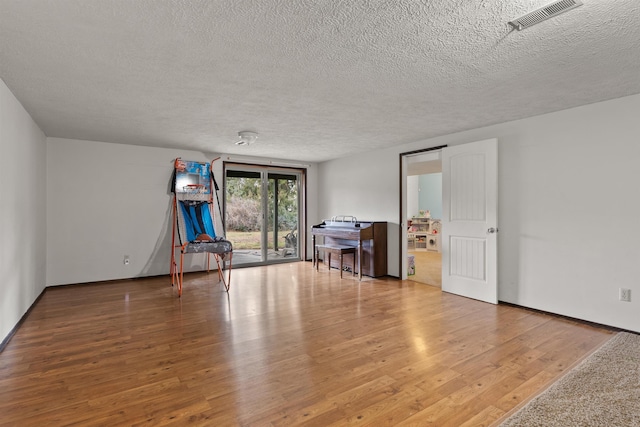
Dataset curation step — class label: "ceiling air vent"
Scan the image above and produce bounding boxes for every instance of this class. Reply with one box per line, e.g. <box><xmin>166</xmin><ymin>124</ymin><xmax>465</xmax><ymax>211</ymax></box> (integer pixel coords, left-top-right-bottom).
<box><xmin>509</xmin><ymin>0</ymin><xmax>583</xmax><ymax>31</ymax></box>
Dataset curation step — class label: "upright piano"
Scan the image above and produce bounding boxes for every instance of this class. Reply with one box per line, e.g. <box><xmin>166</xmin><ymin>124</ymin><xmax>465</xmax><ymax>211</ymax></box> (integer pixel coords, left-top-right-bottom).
<box><xmin>312</xmin><ymin>217</ymin><xmax>387</xmax><ymax>278</ymax></box>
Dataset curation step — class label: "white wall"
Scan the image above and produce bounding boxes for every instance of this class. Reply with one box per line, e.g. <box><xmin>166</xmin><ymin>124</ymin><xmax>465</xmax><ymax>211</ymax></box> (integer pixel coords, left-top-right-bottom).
<box><xmin>318</xmin><ymin>149</ymin><xmax>401</xmax><ymax>275</ymax></box>
<box><xmin>318</xmin><ymin>93</ymin><xmax>640</xmax><ymax>333</ymax></box>
<box><xmin>0</xmin><ymin>79</ymin><xmax>47</xmax><ymax>344</ymax></box>
<box><xmin>418</xmin><ymin>173</ymin><xmax>442</xmax><ymax>220</ymax></box>
<box><xmin>46</xmin><ymin>138</ymin><xmax>319</xmax><ymax>285</ymax></box>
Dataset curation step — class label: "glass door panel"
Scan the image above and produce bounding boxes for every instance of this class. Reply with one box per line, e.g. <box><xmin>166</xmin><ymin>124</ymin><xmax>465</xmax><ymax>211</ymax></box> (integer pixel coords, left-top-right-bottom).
<box><xmin>268</xmin><ymin>173</ymin><xmax>298</xmax><ymax>259</ymax></box>
<box><xmin>225</xmin><ymin>169</ymin><xmax>264</xmax><ymax>266</ymax></box>
<box><xmin>225</xmin><ymin>165</ymin><xmax>302</xmax><ymax>266</ymax></box>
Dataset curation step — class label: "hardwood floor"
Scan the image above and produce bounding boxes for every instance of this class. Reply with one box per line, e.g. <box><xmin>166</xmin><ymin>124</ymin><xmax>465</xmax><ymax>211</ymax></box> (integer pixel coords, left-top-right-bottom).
<box><xmin>0</xmin><ymin>262</ymin><xmax>613</xmax><ymax>426</ymax></box>
<box><xmin>407</xmin><ymin>251</ymin><xmax>441</xmax><ymax>288</ymax></box>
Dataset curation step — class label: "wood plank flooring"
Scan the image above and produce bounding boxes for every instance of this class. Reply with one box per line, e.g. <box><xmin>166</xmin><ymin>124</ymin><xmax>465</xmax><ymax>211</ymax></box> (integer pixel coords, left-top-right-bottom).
<box><xmin>408</xmin><ymin>251</ymin><xmax>441</xmax><ymax>288</ymax></box>
<box><xmin>0</xmin><ymin>262</ymin><xmax>613</xmax><ymax>426</ymax></box>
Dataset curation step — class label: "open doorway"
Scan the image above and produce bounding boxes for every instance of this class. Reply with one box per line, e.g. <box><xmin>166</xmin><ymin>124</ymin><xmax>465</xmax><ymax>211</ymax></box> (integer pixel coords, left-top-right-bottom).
<box><xmin>405</xmin><ymin>152</ymin><xmax>442</xmax><ymax>287</ymax></box>
<box><xmin>400</xmin><ymin>139</ymin><xmax>498</xmax><ymax>304</ymax></box>
<box><xmin>399</xmin><ymin>146</ymin><xmax>445</xmax><ymax>285</ymax></box>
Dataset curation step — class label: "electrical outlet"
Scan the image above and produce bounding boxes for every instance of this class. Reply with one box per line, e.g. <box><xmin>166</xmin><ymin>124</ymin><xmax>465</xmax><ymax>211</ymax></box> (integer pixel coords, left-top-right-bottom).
<box><xmin>619</xmin><ymin>288</ymin><xmax>631</xmax><ymax>302</ymax></box>
<box><xmin>123</xmin><ymin>255</ymin><xmax>130</xmax><ymax>265</ymax></box>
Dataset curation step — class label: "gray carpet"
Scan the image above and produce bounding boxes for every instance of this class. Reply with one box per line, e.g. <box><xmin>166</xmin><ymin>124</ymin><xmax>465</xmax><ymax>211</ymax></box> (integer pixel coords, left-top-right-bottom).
<box><xmin>499</xmin><ymin>332</ymin><xmax>640</xmax><ymax>426</ymax></box>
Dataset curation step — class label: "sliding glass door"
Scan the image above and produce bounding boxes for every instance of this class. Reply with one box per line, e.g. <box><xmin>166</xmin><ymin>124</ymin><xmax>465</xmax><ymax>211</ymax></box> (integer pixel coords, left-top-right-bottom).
<box><xmin>224</xmin><ymin>163</ymin><xmax>303</xmax><ymax>266</ymax></box>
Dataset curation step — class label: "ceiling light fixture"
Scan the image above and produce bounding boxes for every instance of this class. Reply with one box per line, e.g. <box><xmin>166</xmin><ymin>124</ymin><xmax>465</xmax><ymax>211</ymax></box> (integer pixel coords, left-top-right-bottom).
<box><xmin>509</xmin><ymin>0</ymin><xmax>583</xmax><ymax>31</ymax></box>
<box><xmin>235</xmin><ymin>131</ymin><xmax>258</xmax><ymax>146</ymax></box>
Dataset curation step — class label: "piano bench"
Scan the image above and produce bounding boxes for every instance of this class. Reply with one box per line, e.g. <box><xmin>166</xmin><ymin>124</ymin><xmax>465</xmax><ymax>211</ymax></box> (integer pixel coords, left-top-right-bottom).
<box><xmin>315</xmin><ymin>244</ymin><xmax>356</xmax><ymax>278</ymax></box>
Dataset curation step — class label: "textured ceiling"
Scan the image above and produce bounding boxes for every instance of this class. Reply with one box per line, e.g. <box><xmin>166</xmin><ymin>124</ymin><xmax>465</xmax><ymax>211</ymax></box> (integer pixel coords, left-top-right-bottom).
<box><xmin>1</xmin><ymin>0</ymin><xmax>639</xmax><ymax>162</ymax></box>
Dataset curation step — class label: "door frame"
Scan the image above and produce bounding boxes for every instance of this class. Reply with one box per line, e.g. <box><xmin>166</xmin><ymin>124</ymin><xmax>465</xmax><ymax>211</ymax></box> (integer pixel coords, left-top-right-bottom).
<box><xmin>399</xmin><ymin>140</ymin><xmax>499</xmax><ymax>304</ymax></box>
<box><xmin>223</xmin><ymin>161</ymin><xmax>307</xmax><ymax>266</ymax></box>
<box><xmin>398</xmin><ymin>145</ymin><xmax>447</xmax><ymax>280</ymax></box>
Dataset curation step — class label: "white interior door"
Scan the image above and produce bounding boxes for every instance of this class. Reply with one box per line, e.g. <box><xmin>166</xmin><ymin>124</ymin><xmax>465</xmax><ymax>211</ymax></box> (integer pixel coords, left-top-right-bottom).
<box><xmin>442</xmin><ymin>139</ymin><xmax>498</xmax><ymax>304</ymax></box>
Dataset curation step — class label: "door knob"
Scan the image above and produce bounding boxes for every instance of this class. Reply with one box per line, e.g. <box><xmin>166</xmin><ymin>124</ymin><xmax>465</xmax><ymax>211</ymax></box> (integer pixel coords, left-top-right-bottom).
<box><xmin>487</xmin><ymin>227</ymin><xmax>499</xmax><ymax>234</ymax></box>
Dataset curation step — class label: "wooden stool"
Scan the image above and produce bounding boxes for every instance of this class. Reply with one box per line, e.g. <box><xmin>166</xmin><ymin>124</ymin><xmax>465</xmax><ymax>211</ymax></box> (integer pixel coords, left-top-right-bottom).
<box><xmin>315</xmin><ymin>244</ymin><xmax>356</xmax><ymax>278</ymax></box>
